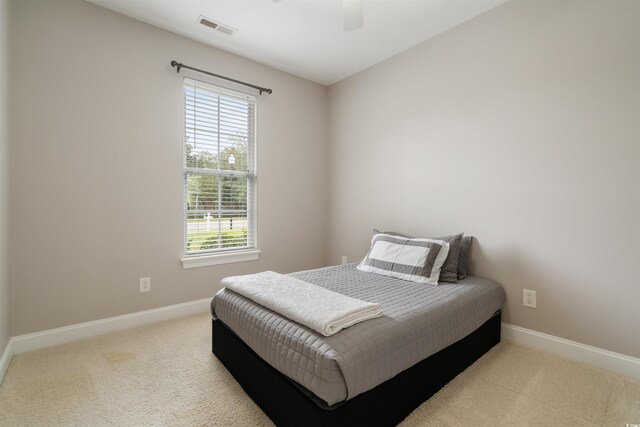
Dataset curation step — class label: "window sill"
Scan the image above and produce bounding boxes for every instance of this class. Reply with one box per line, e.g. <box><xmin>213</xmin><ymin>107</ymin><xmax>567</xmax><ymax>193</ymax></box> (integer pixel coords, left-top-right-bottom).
<box><xmin>181</xmin><ymin>250</ymin><xmax>261</xmax><ymax>269</ymax></box>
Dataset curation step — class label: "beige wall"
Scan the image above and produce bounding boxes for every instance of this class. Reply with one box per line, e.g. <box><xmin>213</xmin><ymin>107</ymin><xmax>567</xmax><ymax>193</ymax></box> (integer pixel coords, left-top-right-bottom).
<box><xmin>0</xmin><ymin>0</ymin><xmax>10</xmax><ymax>351</ymax></box>
<box><xmin>7</xmin><ymin>0</ymin><xmax>639</xmax><ymax>361</ymax></box>
<box><xmin>9</xmin><ymin>0</ymin><xmax>328</xmax><ymax>335</ymax></box>
<box><xmin>328</xmin><ymin>0</ymin><xmax>640</xmax><ymax>358</ymax></box>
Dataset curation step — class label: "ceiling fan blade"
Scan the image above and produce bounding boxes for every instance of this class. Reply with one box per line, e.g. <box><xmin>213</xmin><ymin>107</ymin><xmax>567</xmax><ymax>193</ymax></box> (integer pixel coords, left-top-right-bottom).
<box><xmin>343</xmin><ymin>0</ymin><xmax>363</xmax><ymax>32</ymax></box>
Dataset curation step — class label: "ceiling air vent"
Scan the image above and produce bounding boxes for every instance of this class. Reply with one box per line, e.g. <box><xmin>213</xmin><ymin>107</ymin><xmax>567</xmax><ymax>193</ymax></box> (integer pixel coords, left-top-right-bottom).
<box><xmin>197</xmin><ymin>16</ymin><xmax>237</xmax><ymax>36</ymax></box>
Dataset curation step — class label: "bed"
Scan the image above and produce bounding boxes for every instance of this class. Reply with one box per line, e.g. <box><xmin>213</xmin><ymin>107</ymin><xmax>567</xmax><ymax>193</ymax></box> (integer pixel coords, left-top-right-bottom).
<box><xmin>211</xmin><ymin>263</ymin><xmax>505</xmax><ymax>426</ymax></box>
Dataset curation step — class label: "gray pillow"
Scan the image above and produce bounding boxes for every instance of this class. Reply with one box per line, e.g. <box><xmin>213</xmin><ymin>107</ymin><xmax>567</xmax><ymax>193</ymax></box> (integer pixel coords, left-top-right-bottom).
<box><xmin>457</xmin><ymin>236</ymin><xmax>473</xmax><ymax>280</ymax></box>
<box><xmin>373</xmin><ymin>229</ymin><xmax>464</xmax><ymax>283</ymax></box>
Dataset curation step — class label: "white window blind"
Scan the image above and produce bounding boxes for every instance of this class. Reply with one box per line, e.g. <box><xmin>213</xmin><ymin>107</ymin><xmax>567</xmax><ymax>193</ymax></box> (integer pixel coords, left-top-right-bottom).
<box><xmin>183</xmin><ymin>78</ymin><xmax>257</xmax><ymax>256</ymax></box>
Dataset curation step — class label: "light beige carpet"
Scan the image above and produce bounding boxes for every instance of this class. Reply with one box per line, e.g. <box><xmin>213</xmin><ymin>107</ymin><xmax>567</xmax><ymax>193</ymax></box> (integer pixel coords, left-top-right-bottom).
<box><xmin>0</xmin><ymin>313</ymin><xmax>638</xmax><ymax>426</ymax></box>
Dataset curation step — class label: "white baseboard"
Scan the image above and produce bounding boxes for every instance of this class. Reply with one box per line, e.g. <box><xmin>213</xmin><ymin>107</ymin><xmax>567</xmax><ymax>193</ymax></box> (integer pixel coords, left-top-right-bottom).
<box><xmin>502</xmin><ymin>323</ymin><xmax>640</xmax><ymax>380</ymax></box>
<box><xmin>11</xmin><ymin>298</ymin><xmax>212</xmax><ymax>355</ymax></box>
<box><xmin>3</xmin><ymin>304</ymin><xmax>638</xmax><ymax>385</ymax></box>
<box><xmin>0</xmin><ymin>337</ymin><xmax>13</xmax><ymax>385</ymax></box>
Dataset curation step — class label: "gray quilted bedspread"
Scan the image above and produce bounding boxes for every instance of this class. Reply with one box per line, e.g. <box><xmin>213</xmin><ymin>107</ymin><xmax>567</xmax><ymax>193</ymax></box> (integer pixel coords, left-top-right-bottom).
<box><xmin>211</xmin><ymin>264</ymin><xmax>505</xmax><ymax>406</ymax></box>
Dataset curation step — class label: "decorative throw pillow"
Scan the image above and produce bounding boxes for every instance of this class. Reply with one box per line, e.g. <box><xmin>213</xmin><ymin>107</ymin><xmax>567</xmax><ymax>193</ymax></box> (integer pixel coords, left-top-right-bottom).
<box><xmin>373</xmin><ymin>229</ymin><xmax>463</xmax><ymax>283</ymax></box>
<box><xmin>457</xmin><ymin>236</ymin><xmax>473</xmax><ymax>280</ymax></box>
<box><xmin>357</xmin><ymin>233</ymin><xmax>450</xmax><ymax>285</ymax></box>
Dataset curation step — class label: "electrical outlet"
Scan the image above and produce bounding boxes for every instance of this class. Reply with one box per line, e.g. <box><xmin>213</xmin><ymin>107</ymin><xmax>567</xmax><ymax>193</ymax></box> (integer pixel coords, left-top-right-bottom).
<box><xmin>341</xmin><ymin>256</ymin><xmax>348</xmax><ymax>265</ymax></box>
<box><xmin>140</xmin><ymin>277</ymin><xmax>151</xmax><ymax>293</ymax></box>
<box><xmin>523</xmin><ymin>289</ymin><xmax>536</xmax><ymax>308</ymax></box>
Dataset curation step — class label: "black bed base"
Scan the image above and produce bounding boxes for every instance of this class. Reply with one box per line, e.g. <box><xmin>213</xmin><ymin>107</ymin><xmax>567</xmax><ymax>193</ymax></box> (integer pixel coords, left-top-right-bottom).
<box><xmin>212</xmin><ymin>311</ymin><xmax>501</xmax><ymax>427</ymax></box>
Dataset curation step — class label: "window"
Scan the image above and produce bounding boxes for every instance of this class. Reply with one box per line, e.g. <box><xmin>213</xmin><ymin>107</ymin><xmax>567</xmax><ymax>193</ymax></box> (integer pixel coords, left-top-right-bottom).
<box><xmin>182</xmin><ymin>78</ymin><xmax>258</xmax><ymax>267</ymax></box>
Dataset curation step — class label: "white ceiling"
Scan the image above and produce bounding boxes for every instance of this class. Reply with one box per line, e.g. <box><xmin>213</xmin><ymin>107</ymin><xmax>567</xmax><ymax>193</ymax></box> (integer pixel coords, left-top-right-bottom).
<box><xmin>86</xmin><ymin>0</ymin><xmax>509</xmax><ymax>86</ymax></box>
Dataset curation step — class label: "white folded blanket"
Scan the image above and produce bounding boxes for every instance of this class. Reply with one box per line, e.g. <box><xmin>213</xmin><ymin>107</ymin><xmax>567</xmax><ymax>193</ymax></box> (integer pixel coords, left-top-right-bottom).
<box><xmin>221</xmin><ymin>271</ymin><xmax>383</xmax><ymax>336</ymax></box>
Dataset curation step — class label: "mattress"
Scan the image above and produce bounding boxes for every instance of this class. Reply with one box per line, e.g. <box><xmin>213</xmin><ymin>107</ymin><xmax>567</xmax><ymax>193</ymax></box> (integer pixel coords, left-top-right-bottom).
<box><xmin>211</xmin><ymin>264</ymin><xmax>505</xmax><ymax>406</ymax></box>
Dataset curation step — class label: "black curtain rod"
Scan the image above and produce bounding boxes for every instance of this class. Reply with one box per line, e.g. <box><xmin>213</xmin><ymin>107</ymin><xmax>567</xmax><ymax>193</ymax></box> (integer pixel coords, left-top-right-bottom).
<box><xmin>170</xmin><ymin>60</ymin><xmax>272</xmax><ymax>95</ymax></box>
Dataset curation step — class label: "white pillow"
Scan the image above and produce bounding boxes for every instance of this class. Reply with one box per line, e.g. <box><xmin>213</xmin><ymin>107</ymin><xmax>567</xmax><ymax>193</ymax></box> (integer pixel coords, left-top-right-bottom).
<box><xmin>357</xmin><ymin>233</ymin><xmax>450</xmax><ymax>285</ymax></box>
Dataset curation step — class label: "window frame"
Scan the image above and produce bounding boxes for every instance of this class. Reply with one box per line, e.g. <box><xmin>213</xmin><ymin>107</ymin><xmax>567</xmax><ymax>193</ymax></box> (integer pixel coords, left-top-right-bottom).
<box><xmin>179</xmin><ymin>77</ymin><xmax>260</xmax><ymax>269</ymax></box>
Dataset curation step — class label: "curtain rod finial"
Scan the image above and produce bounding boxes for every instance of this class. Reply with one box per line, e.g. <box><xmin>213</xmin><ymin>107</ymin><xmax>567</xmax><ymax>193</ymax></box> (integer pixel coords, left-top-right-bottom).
<box><xmin>170</xmin><ymin>60</ymin><xmax>181</xmax><ymax>73</ymax></box>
